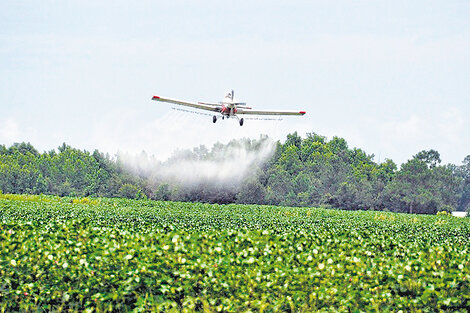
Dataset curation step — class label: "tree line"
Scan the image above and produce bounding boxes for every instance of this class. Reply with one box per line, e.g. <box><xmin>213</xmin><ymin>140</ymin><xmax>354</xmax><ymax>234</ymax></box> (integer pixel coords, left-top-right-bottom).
<box><xmin>1</xmin><ymin>133</ymin><xmax>469</xmax><ymax>214</ymax></box>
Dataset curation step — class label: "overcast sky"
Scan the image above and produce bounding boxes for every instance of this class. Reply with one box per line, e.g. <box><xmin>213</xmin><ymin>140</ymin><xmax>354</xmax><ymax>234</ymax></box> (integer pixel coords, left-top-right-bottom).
<box><xmin>1</xmin><ymin>1</ymin><xmax>469</xmax><ymax>165</ymax></box>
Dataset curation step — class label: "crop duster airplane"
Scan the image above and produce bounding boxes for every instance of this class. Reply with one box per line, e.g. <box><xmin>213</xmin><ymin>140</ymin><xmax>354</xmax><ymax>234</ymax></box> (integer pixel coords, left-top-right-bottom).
<box><xmin>152</xmin><ymin>90</ymin><xmax>306</xmax><ymax>126</ymax></box>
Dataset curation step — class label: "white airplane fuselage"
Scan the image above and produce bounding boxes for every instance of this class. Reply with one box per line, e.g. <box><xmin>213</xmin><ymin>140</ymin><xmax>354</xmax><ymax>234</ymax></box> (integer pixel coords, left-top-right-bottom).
<box><xmin>220</xmin><ymin>90</ymin><xmax>237</xmax><ymax>117</ymax></box>
<box><xmin>220</xmin><ymin>102</ymin><xmax>237</xmax><ymax>117</ymax></box>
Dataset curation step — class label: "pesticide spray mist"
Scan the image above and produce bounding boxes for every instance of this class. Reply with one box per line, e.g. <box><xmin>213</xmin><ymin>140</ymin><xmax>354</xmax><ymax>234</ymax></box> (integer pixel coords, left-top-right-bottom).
<box><xmin>117</xmin><ymin>136</ymin><xmax>276</xmax><ymax>201</ymax></box>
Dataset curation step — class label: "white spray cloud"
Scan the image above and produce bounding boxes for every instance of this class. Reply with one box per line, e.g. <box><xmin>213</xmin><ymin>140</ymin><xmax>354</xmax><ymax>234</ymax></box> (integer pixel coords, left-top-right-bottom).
<box><xmin>117</xmin><ymin>136</ymin><xmax>276</xmax><ymax>187</ymax></box>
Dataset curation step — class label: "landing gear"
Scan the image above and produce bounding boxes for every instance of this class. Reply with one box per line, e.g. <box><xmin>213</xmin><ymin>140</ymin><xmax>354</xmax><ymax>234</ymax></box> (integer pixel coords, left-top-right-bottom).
<box><xmin>213</xmin><ymin>115</ymin><xmax>217</xmax><ymax>123</ymax></box>
<box><xmin>239</xmin><ymin>118</ymin><xmax>244</xmax><ymax>126</ymax></box>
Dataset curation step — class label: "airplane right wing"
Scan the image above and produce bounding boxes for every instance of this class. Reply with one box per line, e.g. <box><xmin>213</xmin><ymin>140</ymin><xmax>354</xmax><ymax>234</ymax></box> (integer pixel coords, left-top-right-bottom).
<box><xmin>236</xmin><ymin>108</ymin><xmax>306</xmax><ymax>116</ymax></box>
<box><xmin>152</xmin><ymin>95</ymin><xmax>221</xmax><ymax>112</ymax></box>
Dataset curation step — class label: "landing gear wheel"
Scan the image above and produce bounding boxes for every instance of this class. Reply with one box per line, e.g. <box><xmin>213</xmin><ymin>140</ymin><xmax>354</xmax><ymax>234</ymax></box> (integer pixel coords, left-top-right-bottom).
<box><xmin>213</xmin><ymin>115</ymin><xmax>217</xmax><ymax>123</ymax></box>
<box><xmin>239</xmin><ymin>118</ymin><xmax>244</xmax><ymax>126</ymax></box>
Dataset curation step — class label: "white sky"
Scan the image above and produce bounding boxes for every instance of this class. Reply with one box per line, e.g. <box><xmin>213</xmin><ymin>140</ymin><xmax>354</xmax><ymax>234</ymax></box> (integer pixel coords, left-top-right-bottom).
<box><xmin>1</xmin><ymin>1</ymin><xmax>469</xmax><ymax>165</ymax></box>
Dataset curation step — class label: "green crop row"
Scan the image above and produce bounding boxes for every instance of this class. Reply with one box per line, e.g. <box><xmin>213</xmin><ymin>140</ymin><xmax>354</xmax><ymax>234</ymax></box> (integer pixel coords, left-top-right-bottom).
<box><xmin>1</xmin><ymin>194</ymin><xmax>470</xmax><ymax>312</ymax></box>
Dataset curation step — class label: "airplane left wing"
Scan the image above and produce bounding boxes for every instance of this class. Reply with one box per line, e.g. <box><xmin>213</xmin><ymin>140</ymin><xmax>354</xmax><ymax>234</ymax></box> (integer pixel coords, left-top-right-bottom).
<box><xmin>236</xmin><ymin>108</ymin><xmax>306</xmax><ymax>116</ymax></box>
<box><xmin>152</xmin><ymin>95</ymin><xmax>221</xmax><ymax>112</ymax></box>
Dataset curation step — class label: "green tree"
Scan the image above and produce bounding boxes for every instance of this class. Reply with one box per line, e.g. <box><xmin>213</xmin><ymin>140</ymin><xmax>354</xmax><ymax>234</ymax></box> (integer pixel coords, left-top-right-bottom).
<box><xmin>118</xmin><ymin>184</ymin><xmax>142</xmax><ymax>199</ymax></box>
<box><xmin>414</xmin><ymin>149</ymin><xmax>441</xmax><ymax>167</ymax></box>
<box><xmin>458</xmin><ymin>155</ymin><xmax>470</xmax><ymax>211</ymax></box>
<box><xmin>154</xmin><ymin>183</ymin><xmax>171</xmax><ymax>201</ymax></box>
<box><xmin>236</xmin><ymin>177</ymin><xmax>266</xmax><ymax>204</ymax></box>
<box><xmin>385</xmin><ymin>151</ymin><xmax>461</xmax><ymax>214</ymax></box>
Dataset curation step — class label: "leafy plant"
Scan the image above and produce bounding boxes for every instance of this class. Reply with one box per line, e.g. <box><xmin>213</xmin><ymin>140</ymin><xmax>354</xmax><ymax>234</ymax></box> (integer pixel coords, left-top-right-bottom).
<box><xmin>1</xmin><ymin>194</ymin><xmax>470</xmax><ymax>311</ymax></box>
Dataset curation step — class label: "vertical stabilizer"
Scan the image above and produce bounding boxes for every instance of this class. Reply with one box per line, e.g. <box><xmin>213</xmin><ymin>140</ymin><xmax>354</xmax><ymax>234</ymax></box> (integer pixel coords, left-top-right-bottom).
<box><xmin>224</xmin><ymin>90</ymin><xmax>234</xmax><ymax>103</ymax></box>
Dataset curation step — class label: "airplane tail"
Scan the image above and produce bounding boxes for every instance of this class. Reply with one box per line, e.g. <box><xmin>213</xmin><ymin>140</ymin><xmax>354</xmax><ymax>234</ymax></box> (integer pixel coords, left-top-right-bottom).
<box><xmin>224</xmin><ymin>89</ymin><xmax>247</xmax><ymax>106</ymax></box>
<box><xmin>224</xmin><ymin>90</ymin><xmax>234</xmax><ymax>102</ymax></box>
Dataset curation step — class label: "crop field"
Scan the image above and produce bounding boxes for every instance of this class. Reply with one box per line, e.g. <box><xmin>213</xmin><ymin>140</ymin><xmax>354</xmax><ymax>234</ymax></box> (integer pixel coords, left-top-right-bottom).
<box><xmin>1</xmin><ymin>194</ymin><xmax>470</xmax><ymax>312</ymax></box>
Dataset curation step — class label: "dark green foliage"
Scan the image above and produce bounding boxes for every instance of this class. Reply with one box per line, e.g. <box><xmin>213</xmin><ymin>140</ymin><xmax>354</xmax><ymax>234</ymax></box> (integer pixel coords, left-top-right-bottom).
<box><xmin>415</xmin><ymin>149</ymin><xmax>441</xmax><ymax>167</ymax></box>
<box><xmin>458</xmin><ymin>156</ymin><xmax>470</xmax><ymax>211</ymax></box>
<box><xmin>236</xmin><ymin>176</ymin><xmax>266</xmax><ymax>204</ymax></box>
<box><xmin>0</xmin><ymin>143</ymin><xmax>141</xmax><ymax>199</ymax></box>
<box><xmin>118</xmin><ymin>183</ymin><xmax>144</xmax><ymax>199</ymax></box>
<box><xmin>384</xmin><ymin>153</ymin><xmax>462</xmax><ymax>214</ymax></box>
<box><xmin>154</xmin><ymin>183</ymin><xmax>171</xmax><ymax>201</ymax></box>
<box><xmin>0</xmin><ymin>134</ymin><xmax>467</xmax><ymax>214</ymax></box>
<box><xmin>254</xmin><ymin>136</ymin><xmax>464</xmax><ymax>214</ymax></box>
